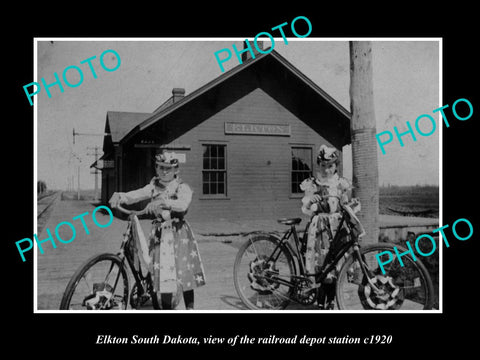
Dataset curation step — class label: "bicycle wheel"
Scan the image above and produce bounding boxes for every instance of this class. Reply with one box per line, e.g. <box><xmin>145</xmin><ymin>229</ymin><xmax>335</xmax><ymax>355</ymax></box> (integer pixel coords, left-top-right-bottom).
<box><xmin>233</xmin><ymin>233</ymin><xmax>297</xmax><ymax>310</ymax></box>
<box><xmin>336</xmin><ymin>243</ymin><xmax>435</xmax><ymax>310</ymax></box>
<box><xmin>60</xmin><ymin>253</ymin><xmax>129</xmax><ymax>310</ymax></box>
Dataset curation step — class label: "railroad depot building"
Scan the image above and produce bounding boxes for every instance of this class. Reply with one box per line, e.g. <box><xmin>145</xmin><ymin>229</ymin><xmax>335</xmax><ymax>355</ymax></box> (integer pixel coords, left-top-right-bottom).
<box><xmin>97</xmin><ymin>47</ymin><xmax>351</xmax><ymax>222</ymax></box>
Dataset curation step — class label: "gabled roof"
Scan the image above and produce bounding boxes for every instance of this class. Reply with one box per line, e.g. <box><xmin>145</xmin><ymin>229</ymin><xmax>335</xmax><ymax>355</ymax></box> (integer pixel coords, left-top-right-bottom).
<box><xmin>119</xmin><ymin>49</ymin><xmax>351</xmax><ymax>145</ymax></box>
<box><xmin>152</xmin><ymin>97</ymin><xmax>175</xmax><ymax>114</ymax></box>
<box><xmin>105</xmin><ymin>111</ymin><xmax>151</xmax><ymax>144</ymax></box>
<box><xmin>99</xmin><ymin>111</ymin><xmax>151</xmax><ymax>163</ymax></box>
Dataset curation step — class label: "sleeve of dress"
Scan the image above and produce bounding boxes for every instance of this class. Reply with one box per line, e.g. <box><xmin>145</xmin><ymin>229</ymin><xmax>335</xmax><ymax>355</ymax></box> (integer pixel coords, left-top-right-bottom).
<box><xmin>339</xmin><ymin>177</ymin><xmax>352</xmax><ymax>191</ymax></box>
<box><xmin>122</xmin><ymin>183</ymin><xmax>154</xmax><ymax>205</ymax></box>
<box><xmin>299</xmin><ymin>178</ymin><xmax>315</xmax><ymax>193</ymax></box>
<box><xmin>338</xmin><ymin>177</ymin><xmax>352</xmax><ymax>204</ymax></box>
<box><xmin>165</xmin><ymin>183</ymin><xmax>193</xmax><ymax>212</ymax></box>
<box><xmin>301</xmin><ymin>196</ymin><xmax>314</xmax><ymax>216</ymax></box>
<box><xmin>300</xmin><ymin>178</ymin><xmax>315</xmax><ymax>216</ymax></box>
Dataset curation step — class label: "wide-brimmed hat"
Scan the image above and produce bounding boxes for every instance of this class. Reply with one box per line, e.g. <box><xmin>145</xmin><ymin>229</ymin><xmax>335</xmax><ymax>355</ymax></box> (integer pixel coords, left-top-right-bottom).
<box><xmin>155</xmin><ymin>151</ymin><xmax>179</xmax><ymax>168</ymax></box>
<box><xmin>317</xmin><ymin>145</ymin><xmax>339</xmax><ymax>165</ymax></box>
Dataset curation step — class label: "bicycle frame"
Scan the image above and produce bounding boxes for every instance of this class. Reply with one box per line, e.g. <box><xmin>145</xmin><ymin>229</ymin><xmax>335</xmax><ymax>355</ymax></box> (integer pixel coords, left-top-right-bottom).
<box><xmin>261</xmin><ymin>210</ymin><xmax>365</xmax><ymax>289</ymax></box>
<box><xmin>103</xmin><ymin>218</ymin><xmax>152</xmax><ymax>308</ymax></box>
<box><xmin>60</xmin><ymin>203</ymin><xmax>173</xmax><ymax>310</ymax></box>
<box><xmin>235</xmin><ymin>197</ymin><xmax>435</xmax><ymax>310</ymax></box>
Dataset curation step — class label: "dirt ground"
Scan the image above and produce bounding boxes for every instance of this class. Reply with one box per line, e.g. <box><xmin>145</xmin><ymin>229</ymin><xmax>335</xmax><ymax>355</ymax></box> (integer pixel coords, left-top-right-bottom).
<box><xmin>36</xmin><ymin>195</ymin><xmax>437</xmax><ymax>311</ymax></box>
<box><xmin>36</xmin><ymin>196</ymin><xmax>312</xmax><ymax>311</ymax></box>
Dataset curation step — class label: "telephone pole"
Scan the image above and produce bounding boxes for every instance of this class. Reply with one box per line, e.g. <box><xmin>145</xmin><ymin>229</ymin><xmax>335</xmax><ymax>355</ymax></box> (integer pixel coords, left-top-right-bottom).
<box><xmin>72</xmin><ymin>128</ymin><xmax>109</xmax><ymax>201</ymax></box>
<box><xmin>87</xmin><ymin>146</ymin><xmax>101</xmax><ymax>201</ymax></box>
<box><xmin>349</xmin><ymin>41</ymin><xmax>379</xmax><ymax>245</ymax></box>
<box><xmin>69</xmin><ymin>152</ymin><xmax>82</xmax><ymax>200</ymax></box>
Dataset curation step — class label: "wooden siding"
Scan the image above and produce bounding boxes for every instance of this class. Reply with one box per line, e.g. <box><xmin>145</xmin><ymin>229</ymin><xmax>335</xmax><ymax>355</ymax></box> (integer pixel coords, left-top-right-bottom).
<box><xmin>103</xmin><ymin>56</ymin><xmax>350</xmax><ymax>222</ymax></box>
<box><xmin>157</xmin><ymin>87</ymin><xmax>338</xmax><ymax>222</ymax></box>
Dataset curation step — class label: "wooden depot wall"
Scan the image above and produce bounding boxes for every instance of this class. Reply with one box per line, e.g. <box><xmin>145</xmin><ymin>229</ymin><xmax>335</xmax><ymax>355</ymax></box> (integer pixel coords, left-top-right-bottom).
<box><xmin>109</xmin><ymin>56</ymin><xmax>349</xmax><ymax>223</ymax></box>
<box><xmin>121</xmin><ymin>88</ymin><xmax>339</xmax><ymax>222</ymax></box>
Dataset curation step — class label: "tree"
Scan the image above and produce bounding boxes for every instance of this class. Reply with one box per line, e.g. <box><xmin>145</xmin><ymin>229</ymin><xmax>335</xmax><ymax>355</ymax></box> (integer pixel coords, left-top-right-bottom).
<box><xmin>37</xmin><ymin>180</ymin><xmax>47</xmax><ymax>194</ymax></box>
<box><xmin>349</xmin><ymin>41</ymin><xmax>379</xmax><ymax>244</ymax></box>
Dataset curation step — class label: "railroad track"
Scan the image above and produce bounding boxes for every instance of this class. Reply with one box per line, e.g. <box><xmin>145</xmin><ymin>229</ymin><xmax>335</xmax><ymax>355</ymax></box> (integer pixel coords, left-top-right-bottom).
<box><xmin>37</xmin><ymin>191</ymin><xmax>57</xmax><ymax>202</ymax></box>
<box><xmin>37</xmin><ymin>191</ymin><xmax>61</xmax><ymax>236</ymax></box>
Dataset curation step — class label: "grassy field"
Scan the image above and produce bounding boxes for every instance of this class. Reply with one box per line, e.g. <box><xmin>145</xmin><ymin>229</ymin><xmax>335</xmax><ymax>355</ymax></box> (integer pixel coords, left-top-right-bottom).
<box><xmin>380</xmin><ymin>185</ymin><xmax>439</xmax><ymax>218</ymax></box>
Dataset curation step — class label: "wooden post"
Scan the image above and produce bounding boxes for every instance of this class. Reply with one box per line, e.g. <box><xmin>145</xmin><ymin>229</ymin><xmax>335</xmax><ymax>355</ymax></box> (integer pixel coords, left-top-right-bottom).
<box><xmin>77</xmin><ymin>164</ymin><xmax>81</xmax><ymax>200</ymax></box>
<box><xmin>349</xmin><ymin>41</ymin><xmax>379</xmax><ymax>244</ymax></box>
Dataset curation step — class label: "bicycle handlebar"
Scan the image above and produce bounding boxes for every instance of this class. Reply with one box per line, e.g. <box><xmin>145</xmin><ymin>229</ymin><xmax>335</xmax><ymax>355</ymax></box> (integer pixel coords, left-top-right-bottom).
<box><xmin>115</xmin><ymin>204</ymin><xmax>149</xmax><ymax>216</ymax></box>
<box><xmin>310</xmin><ymin>195</ymin><xmax>360</xmax><ymax>213</ymax></box>
<box><xmin>115</xmin><ymin>203</ymin><xmax>171</xmax><ymax>216</ymax></box>
<box><xmin>316</xmin><ymin>195</ymin><xmax>341</xmax><ymax>200</ymax></box>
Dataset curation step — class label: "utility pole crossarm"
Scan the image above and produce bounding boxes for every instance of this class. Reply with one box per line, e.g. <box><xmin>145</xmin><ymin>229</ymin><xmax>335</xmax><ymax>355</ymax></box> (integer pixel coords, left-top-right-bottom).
<box><xmin>71</xmin><ymin>128</ymin><xmax>106</xmax><ymax>201</ymax></box>
<box><xmin>73</xmin><ymin>128</ymin><xmax>110</xmax><ymax>145</ymax></box>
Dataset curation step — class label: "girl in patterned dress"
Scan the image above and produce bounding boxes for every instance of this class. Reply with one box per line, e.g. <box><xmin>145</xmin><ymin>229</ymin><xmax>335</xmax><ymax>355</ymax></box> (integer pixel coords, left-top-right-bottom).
<box><xmin>300</xmin><ymin>145</ymin><xmax>352</xmax><ymax>309</ymax></box>
<box><xmin>109</xmin><ymin>151</ymin><xmax>206</xmax><ymax>310</ymax></box>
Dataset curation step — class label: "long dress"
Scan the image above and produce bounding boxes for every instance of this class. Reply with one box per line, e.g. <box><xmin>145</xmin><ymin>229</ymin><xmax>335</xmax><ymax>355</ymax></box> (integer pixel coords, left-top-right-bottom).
<box><xmin>300</xmin><ymin>173</ymin><xmax>351</xmax><ymax>283</ymax></box>
<box><xmin>120</xmin><ymin>176</ymin><xmax>206</xmax><ymax>296</ymax></box>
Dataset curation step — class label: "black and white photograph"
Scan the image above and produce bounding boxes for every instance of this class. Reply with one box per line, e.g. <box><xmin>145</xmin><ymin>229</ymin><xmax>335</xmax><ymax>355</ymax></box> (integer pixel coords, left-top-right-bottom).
<box><xmin>7</xmin><ymin>8</ymin><xmax>479</xmax><ymax>356</ymax></box>
<box><xmin>34</xmin><ymin>38</ymin><xmax>440</xmax><ymax>313</ymax></box>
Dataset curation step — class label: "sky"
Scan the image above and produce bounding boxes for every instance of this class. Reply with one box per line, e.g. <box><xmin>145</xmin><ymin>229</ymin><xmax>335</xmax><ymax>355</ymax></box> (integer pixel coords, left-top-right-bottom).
<box><xmin>35</xmin><ymin>38</ymin><xmax>440</xmax><ymax>190</ymax></box>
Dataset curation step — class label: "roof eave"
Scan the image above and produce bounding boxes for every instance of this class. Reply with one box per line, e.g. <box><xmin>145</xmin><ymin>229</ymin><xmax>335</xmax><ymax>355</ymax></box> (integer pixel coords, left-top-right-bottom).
<box><xmin>268</xmin><ymin>51</ymin><xmax>351</xmax><ymax>120</ymax></box>
<box><xmin>120</xmin><ymin>49</ymin><xmax>351</xmax><ymax>144</ymax></box>
<box><xmin>120</xmin><ymin>52</ymin><xmax>271</xmax><ymax>144</ymax></box>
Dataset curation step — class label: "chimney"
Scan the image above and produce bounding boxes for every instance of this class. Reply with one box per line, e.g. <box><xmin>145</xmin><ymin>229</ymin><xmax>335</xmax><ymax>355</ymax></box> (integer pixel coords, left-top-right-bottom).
<box><xmin>172</xmin><ymin>88</ymin><xmax>185</xmax><ymax>103</ymax></box>
<box><xmin>241</xmin><ymin>40</ymin><xmax>264</xmax><ymax>62</ymax></box>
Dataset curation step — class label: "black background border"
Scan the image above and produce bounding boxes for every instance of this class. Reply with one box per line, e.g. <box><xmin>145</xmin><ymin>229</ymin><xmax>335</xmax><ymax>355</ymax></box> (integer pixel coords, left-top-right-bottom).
<box><xmin>7</xmin><ymin>6</ymin><xmax>478</xmax><ymax>356</ymax></box>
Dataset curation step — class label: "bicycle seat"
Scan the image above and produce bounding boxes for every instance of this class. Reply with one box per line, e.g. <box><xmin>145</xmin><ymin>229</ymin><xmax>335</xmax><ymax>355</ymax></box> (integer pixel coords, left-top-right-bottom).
<box><xmin>277</xmin><ymin>218</ymin><xmax>302</xmax><ymax>225</ymax></box>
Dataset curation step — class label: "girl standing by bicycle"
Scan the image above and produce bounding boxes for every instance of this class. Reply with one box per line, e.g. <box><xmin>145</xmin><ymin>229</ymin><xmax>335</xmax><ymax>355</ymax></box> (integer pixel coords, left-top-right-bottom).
<box><xmin>109</xmin><ymin>151</ymin><xmax>206</xmax><ymax>310</ymax></box>
<box><xmin>300</xmin><ymin>145</ymin><xmax>353</xmax><ymax>309</ymax></box>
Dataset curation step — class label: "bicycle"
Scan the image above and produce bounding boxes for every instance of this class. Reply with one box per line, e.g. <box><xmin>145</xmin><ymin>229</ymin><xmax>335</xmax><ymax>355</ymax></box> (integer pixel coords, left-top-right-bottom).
<box><xmin>60</xmin><ymin>204</ymin><xmax>169</xmax><ymax>310</ymax></box>
<box><xmin>233</xmin><ymin>198</ymin><xmax>435</xmax><ymax>310</ymax></box>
